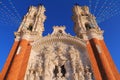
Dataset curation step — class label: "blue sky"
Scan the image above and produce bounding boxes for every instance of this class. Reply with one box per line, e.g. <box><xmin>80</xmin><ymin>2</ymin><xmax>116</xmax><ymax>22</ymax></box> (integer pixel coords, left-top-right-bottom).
<box><xmin>0</xmin><ymin>0</ymin><xmax>120</xmax><ymax>72</ymax></box>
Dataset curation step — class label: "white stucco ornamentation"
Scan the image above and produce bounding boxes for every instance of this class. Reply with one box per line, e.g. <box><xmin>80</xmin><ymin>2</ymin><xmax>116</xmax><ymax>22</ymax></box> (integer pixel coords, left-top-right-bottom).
<box><xmin>24</xmin><ymin>26</ymin><xmax>93</xmax><ymax>80</ymax></box>
<box><xmin>72</xmin><ymin>5</ymin><xmax>104</xmax><ymax>40</ymax></box>
<box><xmin>12</xmin><ymin>4</ymin><xmax>108</xmax><ymax>80</ymax></box>
<box><xmin>14</xmin><ymin>5</ymin><xmax>46</xmax><ymax>41</ymax></box>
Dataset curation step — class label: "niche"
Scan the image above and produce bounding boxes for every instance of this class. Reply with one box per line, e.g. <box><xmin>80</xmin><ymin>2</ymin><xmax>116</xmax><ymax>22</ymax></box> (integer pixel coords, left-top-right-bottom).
<box><xmin>58</xmin><ymin>30</ymin><xmax>63</xmax><ymax>34</ymax></box>
<box><xmin>53</xmin><ymin>65</ymin><xmax>66</xmax><ymax>77</ymax></box>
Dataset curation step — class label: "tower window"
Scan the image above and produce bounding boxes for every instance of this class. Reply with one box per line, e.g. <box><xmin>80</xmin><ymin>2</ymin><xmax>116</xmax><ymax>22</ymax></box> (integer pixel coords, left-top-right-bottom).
<box><xmin>34</xmin><ymin>14</ymin><xmax>37</xmax><ymax>17</ymax></box>
<box><xmin>61</xmin><ymin>65</ymin><xmax>66</xmax><ymax>77</ymax></box>
<box><xmin>28</xmin><ymin>24</ymin><xmax>33</xmax><ymax>31</ymax></box>
<box><xmin>59</xmin><ymin>30</ymin><xmax>63</xmax><ymax>33</ymax></box>
<box><xmin>34</xmin><ymin>13</ymin><xmax>37</xmax><ymax>19</ymax></box>
<box><xmin>85</xmin><ymin>23</ymin><xmax>92</xmax><ymax>30</ymax></box>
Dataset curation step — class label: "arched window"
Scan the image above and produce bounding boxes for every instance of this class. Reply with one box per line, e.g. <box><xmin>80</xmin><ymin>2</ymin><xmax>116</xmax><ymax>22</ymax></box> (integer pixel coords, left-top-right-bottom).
<box><xmin>85</xmin><ymin>23</ymin><xmax>92</xmax><ymax>30</ymax></box>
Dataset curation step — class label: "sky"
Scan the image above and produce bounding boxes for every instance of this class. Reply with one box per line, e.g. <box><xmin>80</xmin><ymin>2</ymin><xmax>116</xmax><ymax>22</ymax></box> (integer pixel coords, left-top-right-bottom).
<box><xmin>0</xmin><ymin>0</ymin><xmax>120</xmax><ymax>72</ymax></box>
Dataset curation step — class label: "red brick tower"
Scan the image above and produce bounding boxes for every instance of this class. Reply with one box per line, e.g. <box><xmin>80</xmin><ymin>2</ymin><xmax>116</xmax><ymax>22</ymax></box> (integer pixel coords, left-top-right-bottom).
<box><xmin>72</xmin><ymin>5</ymin><xmax>120</xmax><ymax>80</ymax></box>
<box><xmin>0</xmin><ymin>5</ymin><xmax>46</xmax><ymax>80</ymax></box>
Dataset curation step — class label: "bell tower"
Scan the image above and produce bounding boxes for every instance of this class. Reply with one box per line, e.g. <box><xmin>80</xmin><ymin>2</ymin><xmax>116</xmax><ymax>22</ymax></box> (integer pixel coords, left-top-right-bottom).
<box><xmin>72</xmin><ymin>5</ymin><xmax>103</xmax><ymax>40</ymax></box>
<box><xmin>16</xmin><ymin>5</ymin><xmax>46</xmax><ymax>39</ymax></box>
<box><xmin>0</xmin><ymin>5</ymin><xmax>46</xmax><ymax>80</ymax></box>
<box><xmin>72</xmin><ymin>4</ymin><xmax>120</xmax><ymax>80</ymax></box>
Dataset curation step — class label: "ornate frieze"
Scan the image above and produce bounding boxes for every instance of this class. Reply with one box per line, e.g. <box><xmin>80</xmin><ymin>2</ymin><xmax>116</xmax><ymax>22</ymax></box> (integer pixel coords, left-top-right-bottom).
<box><xmin>24</xmin><ymin>26</ymin><xmax>94</xmax><ymax>80</ymax></box>
<box><xmin>24</xmin><ymin>42</ymin><xmax>93</xmax><ymax>80</ymax></box>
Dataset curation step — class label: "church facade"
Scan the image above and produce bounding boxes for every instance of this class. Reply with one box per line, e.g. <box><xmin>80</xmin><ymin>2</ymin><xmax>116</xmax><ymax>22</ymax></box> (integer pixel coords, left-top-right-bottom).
<box><xmin>0</xmin><ymin>5</ymin><xmax>120</xmax><ymax>80</ymax></box>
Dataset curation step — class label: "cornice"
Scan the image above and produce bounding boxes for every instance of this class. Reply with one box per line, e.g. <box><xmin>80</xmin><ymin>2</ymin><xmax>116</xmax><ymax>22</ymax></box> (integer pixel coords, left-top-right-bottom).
<box><xmin>78</xmin><ymin>28</ymin><xmax>104</xmax><ymax>40</ymax></box>
<box><xmin>14</xmin><ymin>31</ymin><xmax>40</xmax><ymax>41</ymax></box>
<box><xmin>86</xmin><ymin>29</ymin><xmax>104</xmax><ymax>40</ymax></box>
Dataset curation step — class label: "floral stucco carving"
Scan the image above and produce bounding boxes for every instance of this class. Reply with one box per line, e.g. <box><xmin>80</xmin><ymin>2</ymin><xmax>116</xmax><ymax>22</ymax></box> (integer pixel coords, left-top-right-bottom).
<box><xmin>24</xmin><ymin>41</ymin><xmax>93</xmax><ymax>80</ymax></box>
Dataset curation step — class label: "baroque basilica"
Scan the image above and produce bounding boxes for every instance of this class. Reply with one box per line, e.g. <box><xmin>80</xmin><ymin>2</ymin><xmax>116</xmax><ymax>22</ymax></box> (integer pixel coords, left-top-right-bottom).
<box><xmin>0</xmin><ymin>4</ymin><xmax>119</xmax><ymax>80</ymax></box>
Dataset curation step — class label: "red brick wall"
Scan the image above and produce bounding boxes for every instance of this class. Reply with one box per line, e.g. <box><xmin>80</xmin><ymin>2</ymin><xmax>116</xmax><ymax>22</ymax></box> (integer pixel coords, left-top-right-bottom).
<box><xmin>0</xmin><ymin>41</ymin><xmax>19</xmax><ymax>80</ymax></box>
<box><xmin>100</xmin><ymin>40</ymin><xmax>120</xmax><ymax>79</ymax></box>
<box><xmin>17</xmin><ymin>44</ymin><xmax>31</xmax><ymax>80</ymax></box>
<box><xmin>6</xmin><ymin>39</ymin><xmax>31</xmax><ymax>80</ymax></box>
<box><xmin>87</xmin><ymin>41</ymin><xmax>102</xmax><ymax>80</ymax></box>
<box><xmin>0</xmin><ymin>39</ymin><xmax>31</xmax><ymax>80</ymax></box>
<box><xmin>88</xmin><ymin>38</ymin><xmax>119</xmax><ymax>80</ymax></box>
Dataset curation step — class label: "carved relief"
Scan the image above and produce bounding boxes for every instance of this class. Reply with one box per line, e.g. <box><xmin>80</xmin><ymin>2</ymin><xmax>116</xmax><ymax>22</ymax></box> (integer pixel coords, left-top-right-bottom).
<box><xmin>24</xmin><ymin>42</ymin><xmax>93</xmax><ymax>80</ymax></box>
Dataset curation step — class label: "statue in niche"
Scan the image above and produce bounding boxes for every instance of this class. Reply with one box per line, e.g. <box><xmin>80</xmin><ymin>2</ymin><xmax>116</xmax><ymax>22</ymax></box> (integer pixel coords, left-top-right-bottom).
<box><xmin>26</xmin><ymin>61</ymin><xmax>37</xmax><ymax>80</ymax></box>
<box><xmin>51</xmin><ymin>43</ymin><xmax>68</xmax><ymax>80</ymax></box>
<box><xmin>68</xmin><ymin>46</ymin><xmax>79</xmax><ymax>73</ymax></box>
<box><xmin>36</xmin><ymin>56</ymin><xmax>43</xmax><ymax>79</ymax></box>
<box><xmin>57</xmin><ymin>66</ymin><xmax>63</xmax><ymax>79</ymax></box>
<box><xmin>54</xmin><ymin>66</ymin><xmax>66</xmax><ymax>80</ymax></box>
<box><xmin>55</xmin><ymin>44</ymin><xmax>64</xmax><ymax>54</ymax></box>
<box><xmin>68</xmin><ymin>46</ymin><xmax>86</xmax><ymax>80</ymax></box>
<box><xmin>68</xmin><ymin>46</ymin><xmax>78</xmax><ymax>80</ymax></box>
<box><xmin>55</xmin><ymin>45</ymin><xmax>67</xmax><ymax>66</ymax></box>
<box><xmin>64</xmin><ymin>60</ymin><xmax>73</xmax><ymax>79</ymax></box>
<box><xmin>34</xmin><ymin>71</ymin><xmax>40</xmax><ymax>80</ymax></box>
<box><xmin>29</xmin><ymin>70</ymin><xmax>35</xmax><ymax>80</ymax></box>
<box><xmin>25</xmin><ymin>54</ymin><xmax>44</xmax><ymax>80</ymax></box>
<box><xmin>84</xmin><ymin>66</ymin><xmax>92</xmax><ymax>80</ymax></box>
<box><xmin>76</xmin><ymin>63</ymin><xmax>84</xmax><ymax>80</ymax></box>
<box><xmin>43</xmin><ymin>46</ymin><xmax>56</xmax><ymax>80</ymax></box>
